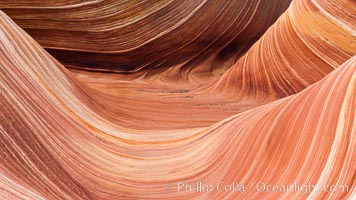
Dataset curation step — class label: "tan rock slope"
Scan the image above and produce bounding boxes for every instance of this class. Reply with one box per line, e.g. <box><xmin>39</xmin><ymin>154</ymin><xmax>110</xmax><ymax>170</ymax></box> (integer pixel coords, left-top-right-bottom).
<box><xmin>0</xmin><ymin>0</ymin><xmax>355</xmax><ymax>199</ymax></box>
<box><xmin>212</xmin><ymin>0</ymin><xmax>355</xmax><ymax>99</ymax></box>
<box><xmin>0</xmin><ymin>0</ymin><xmax>291</xmax><ymax>79</ymax></box>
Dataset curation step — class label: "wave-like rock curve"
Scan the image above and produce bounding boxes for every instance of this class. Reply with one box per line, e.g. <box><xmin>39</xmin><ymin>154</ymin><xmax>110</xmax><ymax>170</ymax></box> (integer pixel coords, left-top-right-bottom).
<box><xmin>212</xmin><ymin>0</ymin><xmax>355</xmax><ymax>99</ymax></box>
<box><xmin>0</xmin><ymin>0</ymin><xmax>291</xmax><ymax>79</ymax></box>
<box><xmin>0</xmin><ymin>0</ymin><xmax>355</xmax><ymax>199</ymax></box>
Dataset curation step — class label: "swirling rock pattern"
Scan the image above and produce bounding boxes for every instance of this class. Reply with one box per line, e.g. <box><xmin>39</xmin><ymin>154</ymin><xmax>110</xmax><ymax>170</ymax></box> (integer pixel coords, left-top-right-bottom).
<box><xmin>0</xmin><ymin>0</ymin><xmax>291</xmax><ymax>79</ymax></box>
<box><xmin>0</xmin><ymin>0</ymin><xmax>355</xmax><ymax>199</ymax></box>
<box><xmin>212</xmin><ymin>0</ymin><xmax>356</xmax><ymax>99</ymax></box>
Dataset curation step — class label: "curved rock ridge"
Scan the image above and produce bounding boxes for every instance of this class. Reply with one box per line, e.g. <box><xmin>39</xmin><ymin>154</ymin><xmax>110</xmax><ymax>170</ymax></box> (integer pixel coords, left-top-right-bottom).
<box><xmin>61</xmin><ymin>0</ymin><xmax>356</xmax><ymax>130</ymax></box>
<box><xmin>212</xmin><ymin>0</ymin><xmax>356</xmax><ymax>99</ymax></box>
<box><xmin>1</xmin><ymin>8</ymin><xmax>356</xmax><ymax>200</ymax></box>
<box><xmin>0</xmin><ymin>0</ymin><xmax>291</xmax><ymax>79</ymax></box>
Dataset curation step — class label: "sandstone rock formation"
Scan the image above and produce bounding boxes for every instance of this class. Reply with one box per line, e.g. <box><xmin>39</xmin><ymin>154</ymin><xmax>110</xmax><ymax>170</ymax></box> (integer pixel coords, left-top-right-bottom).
<box><xmin>0</xmin><ymin>0</ymin><xmax>355</xmax><ymax>199</ymax></box>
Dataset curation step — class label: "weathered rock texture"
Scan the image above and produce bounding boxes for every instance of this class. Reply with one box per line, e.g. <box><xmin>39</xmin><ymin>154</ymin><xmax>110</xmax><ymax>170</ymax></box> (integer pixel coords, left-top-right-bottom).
<box><xmin>0</xmin><ymin>0</ymin><xmax>355</xmax><ymax>199</ymax></box>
